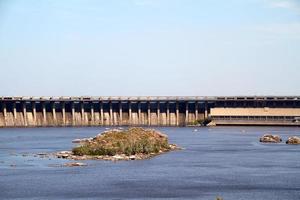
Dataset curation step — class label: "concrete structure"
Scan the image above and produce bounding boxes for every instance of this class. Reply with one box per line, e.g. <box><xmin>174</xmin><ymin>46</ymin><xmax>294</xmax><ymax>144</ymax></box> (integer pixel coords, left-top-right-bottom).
<box><xmin>210</xmin><ymin>108</ymin><xmax>300</xmax><ymax>126</ymax></box>
<box><xmin>0</xmin><ymin>96</ymin><xmax>300</xmax><ymax>127</ymax></box>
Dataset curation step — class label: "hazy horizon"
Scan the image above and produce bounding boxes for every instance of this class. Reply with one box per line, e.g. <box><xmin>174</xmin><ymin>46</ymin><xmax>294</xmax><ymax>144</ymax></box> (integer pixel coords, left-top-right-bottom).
<box><xmin>1</xmin><ymin>0</ymin><xmax>300</xmax><ymax>96</ymax></box>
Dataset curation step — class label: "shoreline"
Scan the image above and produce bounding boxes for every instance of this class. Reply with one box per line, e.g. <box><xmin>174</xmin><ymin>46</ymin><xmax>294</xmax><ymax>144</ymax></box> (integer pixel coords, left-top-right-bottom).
<box><xmin>53</xmin><ymin>143</ymin><xmax>181</xmax><ymax>161</ymax></box>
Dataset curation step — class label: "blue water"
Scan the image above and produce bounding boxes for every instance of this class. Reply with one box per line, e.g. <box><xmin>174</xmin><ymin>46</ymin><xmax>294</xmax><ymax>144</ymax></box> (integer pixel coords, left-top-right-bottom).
<box><xmin>0</xmin><ymin>127</ymin><xmax>300</xmax><ymax>200</ymax></box>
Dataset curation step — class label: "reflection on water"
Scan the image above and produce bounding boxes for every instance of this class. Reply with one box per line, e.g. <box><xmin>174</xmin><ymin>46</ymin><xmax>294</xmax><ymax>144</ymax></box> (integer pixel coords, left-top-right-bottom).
<box><xmin>0</xmin><ymin>127</ymin><xmax>300</xmax><ymax>200</ymax></box>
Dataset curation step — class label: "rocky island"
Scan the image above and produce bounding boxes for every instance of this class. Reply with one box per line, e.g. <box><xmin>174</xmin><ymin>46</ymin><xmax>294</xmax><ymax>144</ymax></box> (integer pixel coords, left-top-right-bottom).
<box><xmin>259</xmin><ymin>134</ymin><xmax>300</xmax><ymax>145</ymax></box>
<box><xmin>55</xmin><ymin>127</ymin><xmax>180</xmax><ymax>161</ymax></box>
<box><xmin>259</xmin><ymin>134</ymin><xmax>282</xmax><ymax>143</ymax></box>
<box><xmin>286</xmin><ymin>136</ymin><xmax>300</xmax><ymax>145</ymax></box>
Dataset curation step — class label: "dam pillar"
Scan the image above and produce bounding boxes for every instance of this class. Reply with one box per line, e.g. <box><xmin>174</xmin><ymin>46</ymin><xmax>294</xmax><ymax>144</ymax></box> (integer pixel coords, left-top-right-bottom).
<box><xmin>13</xmin><ymin>103</ymin><xmax>17</xmax><ymax>120</ymax></box>
<box><xmin>32</xmin><ymin>102</ymin><xmax>37</xmax><ymax>124</ymax></box>
<box><xmin>23</xmin><ymin>102</ymin><xmax>27</xmax><ymax>126</ymax></box>
<box><xmin>62</xmin><ymin>102</ymin><xmax>66</xmax><ymax>125</ymax></box>
<box><xmin>148</xmin><ymin>101</ymin><xmax>151</xmax><ymax>126</ymax></box>
<box><xmin>195</xmin><ymin>102</ymin><xmax>198</xmax><ymax>120</ymax></box>
<box><xmin>52</xmin><ymin>103</ymin><xmax>57</xmax><ymax>125</ymax></box>
<box><xmin>3</xmin><ymin>103</ymin><xmax>7</xmax><ymax>117</ymax></box>
<box><xmin>109</xmin><ymin>101</ymin><xmax>113</xmax><ymax>126</ymax></box>
<box><xmin>100</xmin><ymin>102</ymin><xmax>104</xmax><ymax>125</ymax></box>
<box><xmin>3</xmin><ymin>103</ymin><xmax>7</xmax><ymax>126</ymax></box>
<box><xmin>166</xmin><ymin>102</ymin><xmax>170</xmax><ymax>126</ymax></box>
<box><xmin>119</xmin><ymin>101</ymin><xmax>122</xmax><ymax>125</ymax></box>
<box><xmin>204</xmin><ymin>102</ymin><xmax>208</xmax><ymax>119</ymax></box>
<box><xmin>90</xmin><ymin>104</ymin><xmax>94</xmax><ymax>125</ymax></box>
<box><xmin>81</xmin><ymin>102</ymin><xmax>84</xmax><ymax>125</ymax></box>
<box><xmin>71</xmin><ymin>103</ymin><xmax>75</xmax><ymax>126</ymax></box>
<box><xmin>157</xmin><ymin>102</ymin><xmax>160</xmax><ymax>126</ymax></box>
<box><xmin>100</xmin><ymin>101</ymin><xmax>104</xmax><ymax>126</ymax></box>
<box><xmin>129</xmin><ymin>102</ymin><xmax>132</xmax><ymax>125</ymax></box>
<box><xmin>185</xmin><ymin>102</ymin><xmax>189</xmax><ymax>125</ymax></box>
<box><xmin>42</xmin><ymin>102</ymin><xmax>47</xmax><ymax>125</ymax></box>
<box><xmin>138</xmin><ymin>102</ymin><xmax>141</xmax><ymax>125</ymax></box>
<box><xmin>176</xmin><ymin>102</ymin><xmax>179</xmax><ymax>126</ymax></box>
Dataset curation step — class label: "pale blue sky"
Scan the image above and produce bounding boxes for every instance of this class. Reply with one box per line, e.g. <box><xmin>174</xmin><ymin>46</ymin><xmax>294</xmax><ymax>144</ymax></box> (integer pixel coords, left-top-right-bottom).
<box><xmin>0</xmin><ymin>0</ymin><xmax>299</xmax><ymax>96</ymax></box>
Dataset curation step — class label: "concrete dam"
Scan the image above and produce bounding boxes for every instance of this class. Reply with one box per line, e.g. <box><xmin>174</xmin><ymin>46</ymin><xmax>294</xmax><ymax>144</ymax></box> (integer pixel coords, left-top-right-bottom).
<box><xmin>0</xmin><ymin>96</ymin><xmax>300</xmax><ymax>127</ymax></box>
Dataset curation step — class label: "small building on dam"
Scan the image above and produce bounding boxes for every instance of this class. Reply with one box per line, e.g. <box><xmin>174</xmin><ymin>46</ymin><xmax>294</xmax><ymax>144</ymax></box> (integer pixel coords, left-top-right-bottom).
<box><xmin>0</xmin><ymin>96</ymin><xmax>299</xmax><ymax>127</ymax></box>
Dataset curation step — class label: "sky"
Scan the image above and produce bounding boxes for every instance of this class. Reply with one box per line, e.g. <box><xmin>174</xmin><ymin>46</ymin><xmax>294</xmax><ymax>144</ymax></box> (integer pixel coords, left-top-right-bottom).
<box><xmin>0</xmin><ymin>0</ymin><xmax>299</xmax><ymax>96</ymax></box>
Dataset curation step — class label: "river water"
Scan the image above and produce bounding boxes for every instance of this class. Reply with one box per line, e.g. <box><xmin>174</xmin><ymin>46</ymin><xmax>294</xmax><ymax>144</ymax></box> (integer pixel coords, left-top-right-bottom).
<box><xmin>0</xmin><ymin>127</ymin><xmax>299</xmax><ymax>200</ymax></box>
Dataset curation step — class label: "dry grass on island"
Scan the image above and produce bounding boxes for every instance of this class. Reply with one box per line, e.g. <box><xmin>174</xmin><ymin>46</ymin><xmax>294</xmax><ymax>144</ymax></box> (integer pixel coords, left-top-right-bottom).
<box><xmin>56</xmin><ymin>127</ymin><xmax>180</xmax><ymax>161</ymax></box>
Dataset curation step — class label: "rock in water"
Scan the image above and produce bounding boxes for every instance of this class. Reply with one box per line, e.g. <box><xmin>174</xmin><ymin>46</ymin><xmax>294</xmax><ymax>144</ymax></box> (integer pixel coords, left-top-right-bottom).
<box><xmin>286</xmin><ymin>136</ymin><xmax>300</xmax><ymax>145</ymax></box>
<box><xmin>63</xmin><ymin>162</ymin><xmax>87</xmax><ymax>167</ymax></box>
<box><xmin>72</xmin><ymin>138</ymin><xmax>93</xmax><ymax>143</ymax></box>
<box><xmin>259</xmin><ymin>134</ymin><xmax>282</xmax><ymax>143</ymax></box>
<box><xmin>56</xmin><ymin>151</ymin><xmax>72</xmax><ymax>159</ymax></box>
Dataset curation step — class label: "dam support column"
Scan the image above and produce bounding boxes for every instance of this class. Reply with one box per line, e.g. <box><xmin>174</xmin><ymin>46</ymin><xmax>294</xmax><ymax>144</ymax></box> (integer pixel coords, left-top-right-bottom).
<box><xmin>119</xmin><ymin>101</ymin><xmax>122</xmax><ymax>125</ymax></box>
<box><xmin>13</xmin><ymin>103</ymin><xmax>17</xmax><ymax>120</ymax></box>
<box><xmin>185</xmin><ymin>102</ymin><xmax>189</xmax><ymax>125</ymax></box>
<box><xmin>204</xmin><ymin>102</ymin><xmax>208</xmax><ymax>119</ymax></box>
<box><xmin>129</xmin><ymin>102</ymin><xmax>132</xmax><ymax>125</ymax></box>
<box><xmin>157</xmin><ymin>102</ymin><xmax>160</xmax><ymax>126</ymax></box>
<box><xmin>23</xmin><ymin>102</ymin><xmax>27</xmax><ymax>127</ymax></box>
<box><xmin>109</xmin><ymin>101</ymin><xmax>113</xmax><ymax>126</ymax></box>
<box><xmin>71</xmin><ymin>103</ymin><xmax>75</xmax><ymax>126</ymax></box>
<box><xmin>52</xmin><ymin>103</ymin><xmax>57</xmax><ymax>125</ymax></box>
<box><xmin>166</xmin><ymin>102</ymin><xmax>170</xmax><ymax>126</ymax></box>
<box><xmin>62</xmin><ymin>102</ymin><xmax>66</xmax><ymax>126</ymax></box>
<box><xmin>100</xmin><ymin>102</ymin><xmax>104</xmax><ymax>125</ymax></box>
<box><xmin>81</xmin><ymin>102</ymin><xmax>85</xmax><ymax>125</ymax></box>
<box><xmin>32</xmin><ymin>102</ymin><xmax>36</xmax><ymax>125</ymax></box>
<box><xmin>42</xmin><ymin>103</ymin><xmax>47</xmax><ymax>126</ymax></box>
<box><xmin>195</xmin><ymin>102</ymin><xmax>198</xmax><ymax>120</ymax></box>
<box><xmin>90</xmin><ymin>104</ymin><xmax>94</xmax><ymax>126</ymax></box>
<box><xmin>176</xmin><ymin>102</ymin><xmax>179</xmax><ymax>126</ymax></box>
<box><xmin>138</xmin><ymin>102</ymin><xmax>141</xmax><ymax>125</ymax></box>
<box><xmin>148</xmin><ymin>102</ymin><xmax>151</xmax><ymax>126</ymax></box>
<box><xmin>3</xmin><ymin>103</ymin><xmax>7</xmax><ymax>126</ymax></box>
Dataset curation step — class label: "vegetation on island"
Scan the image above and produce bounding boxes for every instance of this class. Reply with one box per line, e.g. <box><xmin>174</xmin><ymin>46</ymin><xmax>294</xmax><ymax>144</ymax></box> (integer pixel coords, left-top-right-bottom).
<box><xmin>72</xmin><ymin>127</ymin><xmax>175</xmax><ymax>157</ymax></box>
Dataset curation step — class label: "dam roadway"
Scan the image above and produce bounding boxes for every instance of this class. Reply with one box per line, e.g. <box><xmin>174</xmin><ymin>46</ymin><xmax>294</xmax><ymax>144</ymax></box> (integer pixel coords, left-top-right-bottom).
<box><xmin>0</xmin><ymin>96</ymin><xmax>300</xmax><ymax>127</ymax></box>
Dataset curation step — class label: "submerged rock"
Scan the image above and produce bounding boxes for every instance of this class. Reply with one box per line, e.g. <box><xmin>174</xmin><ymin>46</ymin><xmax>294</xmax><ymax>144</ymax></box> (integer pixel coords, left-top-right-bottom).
<box><xmin>286</xmin><ymin>136</ymin><xmax>300</xmax><ymax>145</ymax></box>
<box><xmin>56</xmin><ymin>151</ymin><xmax>72</xmax><ymax>159</ymax></box>
<box><xmin>63</xmin><ymin>162</ymin><xmax>87</xmax><ymax>167</ymax></box>
<box><xmin>259</xmin><ymin>134</ymin><xmax>282</xmax><ymax>143</ymax></box>
<box><xmin>72</xmin><ymin>138</ymin><xmax>93</xmax><ymax>143</ymax></box>
<box><xmin>129</xmin><ymin>155</ymin><xmax>136</xmax><ymax>160</ymax></box>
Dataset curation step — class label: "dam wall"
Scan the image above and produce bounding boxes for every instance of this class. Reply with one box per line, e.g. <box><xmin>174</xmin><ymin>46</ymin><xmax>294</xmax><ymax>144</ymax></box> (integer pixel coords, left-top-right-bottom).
<box><xmin>0</xmin><ymin>96</ymin><xmax>300</xmax><ymax>127</ymax></box>
<box><xmin>0</xmin><ymin>96</ymin><xmax>208</xmax><ymax>127</ymax></box>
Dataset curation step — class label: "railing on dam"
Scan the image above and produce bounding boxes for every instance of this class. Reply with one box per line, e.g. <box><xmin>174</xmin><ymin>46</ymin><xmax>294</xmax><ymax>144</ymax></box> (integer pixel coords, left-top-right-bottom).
<box><xmin>0</xmin><ymin>96</ymin><xmax>300</xmax><ymax>127</ymax></box>
<box><xmin>1</xmin><ymin>96</ymin><xmax>300</xmax><ymax>101</ymax></box>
